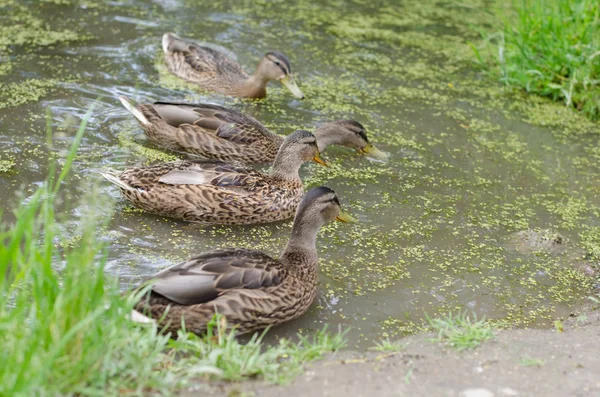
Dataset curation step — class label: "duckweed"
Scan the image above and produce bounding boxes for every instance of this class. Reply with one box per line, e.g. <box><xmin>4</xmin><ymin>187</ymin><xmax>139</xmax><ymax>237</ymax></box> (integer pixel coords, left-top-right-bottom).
<box><xmin>0</xmin><ymin>1</ymin><xmax>81</xmax><ymax>54</ymax></box>
<box><xmin>0</xmin><ymin>80</ymin><xmax>58</xmax><ymax>110</ymax></box>
<box><xmin>116</xmin><ymin>126</ymin><xmax>180</xmax><ymax>163</ymax></box>
<box><xmin>0</xmin><ymin>159</ymin><xmax>15</xmax><ymax>173</ymax></box>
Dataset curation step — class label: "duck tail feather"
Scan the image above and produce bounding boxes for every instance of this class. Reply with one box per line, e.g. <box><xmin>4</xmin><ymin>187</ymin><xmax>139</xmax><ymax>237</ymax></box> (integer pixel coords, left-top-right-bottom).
<box><xmin>119</xmin><ymin>95</ymin><xmax>149</xmax><ymax>126</ymax></box>
<box><xmin>100</xmin><ymin>171</ymin><xmax>134</xmax><ymax>191</ymax></box>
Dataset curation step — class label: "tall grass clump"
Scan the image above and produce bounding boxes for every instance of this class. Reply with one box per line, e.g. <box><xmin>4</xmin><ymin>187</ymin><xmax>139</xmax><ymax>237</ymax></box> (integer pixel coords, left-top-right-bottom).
<box><xmin>475</xmin><ymin>0</ymin><xmax>600</xmax><ymax>120</ymax></box>
<box><xmin>0</xmin><ymin>110</ymin><xmax>180</xmax><ymax>395</ymax></box>
<box><xmin>0</xmin><ymin>109</ymin><xmax>347</xmax><ymax>395</ymax></box>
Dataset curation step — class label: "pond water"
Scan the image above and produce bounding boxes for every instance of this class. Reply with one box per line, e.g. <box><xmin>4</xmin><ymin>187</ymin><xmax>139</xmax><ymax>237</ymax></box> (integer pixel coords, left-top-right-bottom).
<box><xmin>1</xmin><ymin>0</ymin><xmax>599</xmax><ymax>347</ymax></box>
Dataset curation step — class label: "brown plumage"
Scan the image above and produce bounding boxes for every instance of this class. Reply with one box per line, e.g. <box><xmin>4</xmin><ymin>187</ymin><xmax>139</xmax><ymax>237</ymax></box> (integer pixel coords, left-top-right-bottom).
<box><xmin>162</xmin><ymin>33</ymin><xmax>304</xmax><ymax>99</ymax></box>
<box><xmin>101</xmin><ymin>130</ymin><xmax>327</xmax><ymax>224</ymax></box>
<box><xmin>132</xmin><ymin>186</ymin><xmax>356</xmax><ymax>336</ymax></box>
<box><xmin>118</xmin><ymin>96</ymin><xmax>388</xmax><ymax>163</ymax></box>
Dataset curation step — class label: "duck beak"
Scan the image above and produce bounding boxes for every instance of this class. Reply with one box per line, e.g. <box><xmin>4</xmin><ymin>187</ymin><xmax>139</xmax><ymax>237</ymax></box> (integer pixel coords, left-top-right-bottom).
<box><xmin>312</xmin><ymin>152</ymin><xmax>328</xmax><ymax>167</ymax></box>
<box><xmin>336</xmin><ymin>210</ymin><xmax>358</xmax><ymax>223</ymax></box>
<box><xmin>360</xmin><ymin>143</ymin><xmax>389</xmax><ymax>160</ymax></box>
<box><xmin>280</xmin><ymin>75</ymin><xmax>305</xmax><ymax>99</ymax></box>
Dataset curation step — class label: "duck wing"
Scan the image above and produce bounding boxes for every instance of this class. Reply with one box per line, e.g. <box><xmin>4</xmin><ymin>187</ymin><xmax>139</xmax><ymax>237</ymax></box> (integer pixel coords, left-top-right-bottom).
<box><xmin>156</xmin><ymin>160</ymin><xmax>266</xmax><ymax>191</ymax></box>
<box><xmin>148</xmin><ymin>248</ymin><xmax>285</xmax><ymax>305</ymax></box>
<box><xmin>182</xmin><ymin>43</ymin><xmax>248</xmax><ymax>79</ymax></box>
<box><xmin>152</xmin><ymin>102</ymin><xmax>278</xmax><ymax>145</ymax></box>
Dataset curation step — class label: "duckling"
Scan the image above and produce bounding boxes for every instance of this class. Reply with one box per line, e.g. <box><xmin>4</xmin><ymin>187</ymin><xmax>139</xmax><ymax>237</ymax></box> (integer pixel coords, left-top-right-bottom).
<box><xmin>101</xmin><ymin>130</ymin><xmax>327</xmax><ymax>224</ymax></box>
<box><xmin>132</xmin><ymin>186</ymin><xmax>356</xmax><ymax>335</ymax></box>
<box><xmin>162</xmin><ymin>33</ymin><xmax>304</xmax><ymax>99</ymax></box>
<box><xmin>119</xmin><ymin>96</ymin><xmax>388</xmax><ymax>163</ymax></box>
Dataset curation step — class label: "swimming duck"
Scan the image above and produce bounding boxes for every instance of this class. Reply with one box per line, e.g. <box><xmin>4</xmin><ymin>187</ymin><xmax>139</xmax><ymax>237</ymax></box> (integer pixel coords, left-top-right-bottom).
<box><xmin>101</xmin><ymin>130</ymin><xmax>327</xmax><ymax>224</ymax></box>
<box><xmin>162</xmin><ymin>33</ymin><xmax>304</xmax><ymax>99</ymax></box>
<box><xmin>132</xmin><ymin>186</ymin><xmax>356</xmax><ymax>335</ymax></box>
<box><xmin>119</xmin><ymin>96</ymin><xmax>388</xmax><ymax>163</ymax></box>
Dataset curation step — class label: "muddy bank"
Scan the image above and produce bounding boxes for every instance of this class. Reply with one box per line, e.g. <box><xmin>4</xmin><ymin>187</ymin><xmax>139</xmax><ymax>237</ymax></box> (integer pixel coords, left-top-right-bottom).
<box><xmin>188</xmin><ymin>307</ymin><xmax>600</xmax><ymax>397</ymax></box>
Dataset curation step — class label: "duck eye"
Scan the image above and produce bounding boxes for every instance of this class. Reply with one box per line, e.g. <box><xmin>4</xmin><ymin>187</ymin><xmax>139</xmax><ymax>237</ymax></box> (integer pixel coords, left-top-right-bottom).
<box><xmin>274</xmin><ymin>61</ymin><xmax>281</xmax><ymax>66</ymax></box>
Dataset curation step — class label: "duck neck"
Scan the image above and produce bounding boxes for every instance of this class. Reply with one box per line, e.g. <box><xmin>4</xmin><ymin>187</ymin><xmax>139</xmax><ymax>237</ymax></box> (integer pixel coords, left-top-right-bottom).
<box><xmin>281</xmin><ymin>219</ymin><xmax>321</xmax><ymax>267</ymax></box>
<box><xmin>269</xmin><ymin>151</ymin><xmax>303</xmax><ymax>181</ymax></box>
<box><xmin>241</xmin><ymin>73</ymin><xmax>268</xmax><ymax>98</ymax></box>
<box><xmin>313</xmin><ymin>124</ymin><xmax>342</xmax><ymax>152</ymax></box>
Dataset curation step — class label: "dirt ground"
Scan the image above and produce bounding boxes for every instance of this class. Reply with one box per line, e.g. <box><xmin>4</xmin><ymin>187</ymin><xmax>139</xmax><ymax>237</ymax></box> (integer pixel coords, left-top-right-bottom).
<box><xmin>184</xmin><ymin>306</ymin><xmax>600</xmax><ymax>397</ymax></box>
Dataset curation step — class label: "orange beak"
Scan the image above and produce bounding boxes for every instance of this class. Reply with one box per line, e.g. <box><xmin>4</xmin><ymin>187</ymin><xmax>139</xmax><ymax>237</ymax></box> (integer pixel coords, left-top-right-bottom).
<box><xmin>312</xmin><ymin>152</ymin><xmax>328</xmax><ymax>167</ymax></box>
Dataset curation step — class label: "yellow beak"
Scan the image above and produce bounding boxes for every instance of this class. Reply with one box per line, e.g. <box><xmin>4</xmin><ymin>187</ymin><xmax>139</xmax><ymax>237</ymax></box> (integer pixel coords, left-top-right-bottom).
<box><xmin>312</xmin><ymin>152</ymin><xmax>328</xmax><ymax>167</ymax></box>
<box><xmin>335</xmin><ymin>210</ymin><xmax>358</xmax><ymax>223</ymax></box>
<box><xmin>360</xmin><ymin>143</ymin><xmax>389</xmax><ymax>160</ymax></box>
<box><xmin>280</xmin><ymin>75</ymin><xmax>305</xmax><ymax>99</ymax></box>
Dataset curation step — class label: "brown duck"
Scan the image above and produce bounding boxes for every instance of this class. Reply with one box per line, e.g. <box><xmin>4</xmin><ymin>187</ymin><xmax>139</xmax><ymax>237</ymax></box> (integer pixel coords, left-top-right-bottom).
<box><xmin>119</xmin><ymin>96</ymin><xmax>388</xmax><ymax>163</ymax></box>
<box><xmin>162</xmin><ymin>33</ymin><xmax>304</xmax><ymax>99</ymax></box>
<box><xmin>100</xmin><ymin>130</ymin><xmax>327</xmax><ymax>224</ymax></box>
<box><xmin>131</xmin><ymin>186</ymin><xmax>356</xmax><ymax>335</ymax></box>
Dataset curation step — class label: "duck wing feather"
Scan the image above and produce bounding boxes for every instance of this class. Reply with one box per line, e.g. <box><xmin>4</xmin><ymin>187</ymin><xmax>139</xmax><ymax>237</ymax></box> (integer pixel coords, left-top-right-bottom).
<box><xmin>152</xmin><ymin>102</ymin><xmax>277</xmax><ymax>145</ymax></box>
<box><xmin>156</xmin><ymin>160</ymin><xmax>267</xmax><ymax>191</ymax></box>
<box><xmin>181</xmin><ymin>44</ymin><xmax>248</xmax><ymax>79</ymax></box>
<box><xmin>149</xmin><ymin>248</ymin><xmax>285</xmax><ymax>305</ymax></box>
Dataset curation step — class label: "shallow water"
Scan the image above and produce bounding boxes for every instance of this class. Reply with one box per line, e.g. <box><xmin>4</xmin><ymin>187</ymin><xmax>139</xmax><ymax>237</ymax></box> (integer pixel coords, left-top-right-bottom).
<box><xmin>1</xmin><ymin>0</ymin><xmax>599</xmax><ymax>347</ymax></box>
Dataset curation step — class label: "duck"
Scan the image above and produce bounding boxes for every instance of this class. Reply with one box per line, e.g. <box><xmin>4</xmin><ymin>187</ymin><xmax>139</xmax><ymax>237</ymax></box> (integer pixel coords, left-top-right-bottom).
<box><xmin>162</xmin><ymin>33</ymin><xmax>304</xmax><ymax>99</ymax></box>
<box><xmin>101</xmin><ymin>130</ymin><xmax>328</xmax><ymax>224</ymax></box>
<box><xmin>118</xmin><ymin>96</ymin><xmax>388</xmax><ymax>164</ymax></box>
<box><xmin>131</xmin><ymin>186</ymin><xmax>356</xmax><ymax>335</ymax></box>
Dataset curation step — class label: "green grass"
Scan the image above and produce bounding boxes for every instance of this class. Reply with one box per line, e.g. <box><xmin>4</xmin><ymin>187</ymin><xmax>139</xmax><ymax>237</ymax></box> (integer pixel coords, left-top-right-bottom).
<box><xmin>170</xmin><ymin>318</ymin><xmax>348</xmax><ymax>384</ymax></box>
<box><xmin>589</xmin><ymin>294</ymin><xmax>600</xmax><ymax>308</ymax></box>
<box><xmin>475</xmin><ymin>0</ymin><xmax>600</xmax><ymax>120</ymax></box>
<box><xmin>0</xmin><ymin>111</ymin><xmax>347</xmax><ymax>395</ymax></box>
<box><xmin>426</xmin><ymin>312</ymin><xmax>496</xmax><ymax>351</ymax></box>
<box><xmin>0</xmin><ymin>108</ymin><xmax>179</xmax><ymax>396</ymax></box>
<box><xmin>368</xmin><ymin>338</ymin><xmax>406</xmax><ymax>352</ymax></box>
<box><xmin>519</xmin><ymin>356</ymin><xmax>546</xmax><ymax>367</ymax></box>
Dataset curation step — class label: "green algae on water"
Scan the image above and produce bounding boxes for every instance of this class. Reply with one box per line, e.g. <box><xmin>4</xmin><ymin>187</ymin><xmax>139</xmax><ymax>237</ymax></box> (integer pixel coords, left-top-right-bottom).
<box><xmin>0</xmin><ymin>159</ymin><xmax>15</xmax><ymax>173</ymax></box>
<box><xmin>116</xmin><ymin>126</ymin><xmax>180</xmax><ymax>164</ymax></box>
<box><xmin>0</xmin><ymin>0</ymin><xmax>84</xmax><ymax>55</ymax></box>
<box><xmin>0</xmin><ymin>79</ymin><xmax>58</xmax><ymax>110</ymax></box>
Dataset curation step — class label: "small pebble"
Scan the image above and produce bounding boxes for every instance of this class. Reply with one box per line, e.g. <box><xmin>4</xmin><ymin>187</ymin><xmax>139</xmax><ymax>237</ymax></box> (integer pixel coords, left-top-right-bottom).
<box><xmin>499</xmin><ymin>387</ymin><xmax>519</xmax><ymax>396</ymax></box>
<box><xmin>461</xmin><ymin>388</ymin><xmax>494</xmax><ymax>397</ymax></box>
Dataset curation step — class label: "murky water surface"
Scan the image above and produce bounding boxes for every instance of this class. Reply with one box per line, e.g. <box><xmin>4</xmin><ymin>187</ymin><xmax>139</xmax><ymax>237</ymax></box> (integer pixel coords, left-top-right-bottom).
<box><xmin>1</xmin><ymin>0</ymin><xmax>599</xmax><ymax>347</ymax></box>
